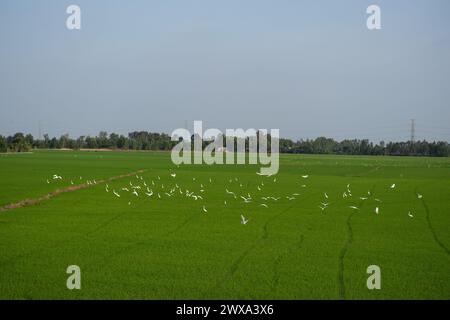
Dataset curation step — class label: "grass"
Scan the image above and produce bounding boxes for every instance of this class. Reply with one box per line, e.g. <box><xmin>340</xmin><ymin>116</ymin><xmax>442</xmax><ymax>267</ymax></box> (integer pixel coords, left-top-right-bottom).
<box><xmin>0</xmin><ymin>150</ymin><xmax>449</xmax><ymax>299</ymax></box>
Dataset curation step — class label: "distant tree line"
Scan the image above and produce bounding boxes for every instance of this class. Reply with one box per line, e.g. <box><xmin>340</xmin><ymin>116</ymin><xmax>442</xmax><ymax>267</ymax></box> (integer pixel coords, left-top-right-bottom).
<box><xmin>0</xmin><ymin>131</ymin><xmax>449</xmax><ymax>157</ymax></box>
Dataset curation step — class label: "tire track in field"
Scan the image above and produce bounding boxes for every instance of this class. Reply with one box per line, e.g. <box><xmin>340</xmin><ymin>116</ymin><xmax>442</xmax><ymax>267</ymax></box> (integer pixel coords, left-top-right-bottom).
<box><xmin>86</xmin><ymin>211</ymin><xmax>129</xmax><ymax>236</ymax></box>
<box><xmin>205</xmin><ymin>203</ymin><xmax>297</xmax><ymax>297</ymax></box>
<box><xmin>208</xmin><ymin>191</ymin><xmax>316</xmax><ymax>297</ymax></box>
<box><xmin>337</xmin><ymin>185</ymin><xmax>374</xmax><ymax>300</ymax></box>
<box><xmin>270</xmin><ymin>234</ymin><xmax>304</xmax><ymax>294</ymax></box>
<box><xmin>0</xmin><ymin>169</ymin><xmax>146</xmax><ymax>213</ymax></box>
<box><xmin>164</xmin><ymin>212</ymin><xmax>199</xmax><ymax>236</ymax></box>
<box><xmin>416</xmin><ymin>188</ymin><xmax>450</xmax><ymax>256</ymax></box>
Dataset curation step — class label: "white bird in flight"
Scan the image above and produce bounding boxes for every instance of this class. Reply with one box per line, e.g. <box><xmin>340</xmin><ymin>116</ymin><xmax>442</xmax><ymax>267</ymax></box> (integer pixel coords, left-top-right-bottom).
<box><xmin>417</xmin><ymin>193</ymin><xmax>423</xmax><ymax>199</ymax></box>
<box><xmin>349</xmin><ymin>206</ymin><xmax>359</xmax><ymax>210</ymax></box>
<box><xmin>302</xmin><ymin>175</ymin><xmax>309</xmax><ymax>179</ymax></box>
<box><xmin>202</xmin><ymin>206</ymin><xmax>208</xmax><ymax>213</ymax></box>
<box><xmin>408</xmin><ymin>211</ymin><xmax>414</xmax><ymax>218</ymax></box>
<box><xmin>170</xmin><ymin>173</ymin><xmax>176</xmax><ymax>178</ymax></box>
<box><xmin>113</xmin><ymin>190</ymin><xmax>120</xmax><ymax>197</ymax></box>
<box><xmin>390</xmin><ymin>183</ymin><xmax>396</xmax><ymax>189</ymax></box>
<box><xmin>241</xmin><ymin>214</ymin><xmax>249</xmax><ymax>225</ymax></box>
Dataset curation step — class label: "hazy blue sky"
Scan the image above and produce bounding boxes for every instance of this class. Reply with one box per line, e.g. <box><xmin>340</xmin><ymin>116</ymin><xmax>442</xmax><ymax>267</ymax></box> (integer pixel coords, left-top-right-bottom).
<box><xmin>1</xmin><ymin>0</ymin><xmax>449</xmax><ymax>141</ymax></box>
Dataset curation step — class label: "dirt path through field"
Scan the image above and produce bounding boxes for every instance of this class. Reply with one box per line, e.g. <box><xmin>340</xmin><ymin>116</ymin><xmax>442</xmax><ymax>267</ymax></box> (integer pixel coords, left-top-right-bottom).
<box><xmin>0</xmin><ymin>169</ymin><xmax>146</xmax><ymax>213</ymax></box>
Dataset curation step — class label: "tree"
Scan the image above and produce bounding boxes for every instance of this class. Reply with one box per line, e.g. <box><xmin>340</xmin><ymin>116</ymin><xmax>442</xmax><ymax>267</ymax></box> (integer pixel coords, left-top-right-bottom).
<box><xmin>85</xmin><ymin>136</ymin><xmax>98</xmax><ymax>149</ymax></box>
<box><xmin>0</xmin><ymin>135</ymin><xmax>7</xmax><ymax>153</ymax></box>
<box><xmin>11</xmin><ymin>132</ymin><xmax>31</xmax><ymax>152</ymax></box>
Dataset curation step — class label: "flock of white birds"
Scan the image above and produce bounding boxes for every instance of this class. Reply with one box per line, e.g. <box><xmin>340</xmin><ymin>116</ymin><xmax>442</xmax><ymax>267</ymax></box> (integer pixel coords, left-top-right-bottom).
<box><xmin>46</xmin><ymin>171</ymin><xmax>423</xmax><ymax>224</ymax></box>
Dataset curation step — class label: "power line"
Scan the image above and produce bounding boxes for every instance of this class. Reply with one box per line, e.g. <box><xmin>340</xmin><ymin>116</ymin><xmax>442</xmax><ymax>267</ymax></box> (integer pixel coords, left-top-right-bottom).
<box><xmin>410</xmin><ymin>119</ymin><xmax>415</xmax><ymax>143</ymax></box>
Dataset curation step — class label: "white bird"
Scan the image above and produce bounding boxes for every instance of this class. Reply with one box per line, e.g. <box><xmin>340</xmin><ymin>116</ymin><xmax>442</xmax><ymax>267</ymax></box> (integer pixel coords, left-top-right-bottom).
<box><xmin>374</xmin><ymin>198</ymin><xmax>382</xmax><ymax>202</ymax></box>
<box><xmin>324</xmin><ymin>192</ymin><xmax>328</xmax><ymax>199</ymax></box>
<box><xmin>202</xmin><ymin>206</ymin><xmax>208</xmax><ymax>213</ymax></box>
<box><xmin>408</xmin><ymin>211</ymin><xmax>414</xmax><ymax>218</ymax></box>
<box><xmin>46</xmin><ymin>179</ymin><xmax>50</xmax><ymax>184</ymax></box>
<box><xmin>132</xmin><ymin>190</ymin><xmax>139</xmax><ymax>196</ymax></box>
<box><xmin>359</xmin><ymin>197</ymin><xmax>367</xmax><ymax>200</ymax></box>
<box><xmin>170</xmin><ymin>173</ymin><xmax>176</xmax><ymax>178</ymax></box>
<box><xmin>257</xmin><ymin>186</ymin><xmax>261</xmax><ymax>191</ymax></box>
<box><xmin>224</xmin><ymin>201</ymin><xmax>227</xmax><ymax>205</ymax></box>
<box><xmin>122</xmin><ymin>187</ymin><xmax>129</xmax><ymax>192</ymax></box>
<box><xmin>343</xmin><ymin>192</ymin><xmax>348</xmax><ymax>198</ymax></box>
<box><xmin>145</xmin><ymin>192</ymin><xmax>153</xmax><ymax>197</ymax></box>
<box><xmin>375</xmin><ymin>207</ymin><xmax>379</xmax><ymax>214</ymax></box>
<box><xmin>260</xmin><ymin>203</ymin><xmax>268</xmax><ymax>208</ymax></box>
<box><xmin>157</xmin><ymin>193</ymin><xmax>161</xmax><ymax>199</ymax></box>
<box><xmin>349</xmin><ymin>206</ymin><xmax>359</xmax><ymax>210</ymax></box>
<box><xmin>302</xmin><ymin>175</ymin><xmax>309</xmax><ymax>179</ymax></box>
<box><xmin>287</xmin><ymin>196</ymin><xmax>296</xmax><ymax>201</ymax></box>
<box><xmin>113</xmin><ymin>190</ymin><xmax>120</xmax><ymax>197</ymax></box>
<box><xmin>417</xmin><ymin>193</ymin><xmax>423</xmax><ymax>199</ymax></box>
<box><xmin>226</xmin><ymin>189</ymin><xmax>236</xmax><ymax>198</ymax></box>
<box><xmin>241</xmin><ymin>214</ymin><xmax>249</xmax><ymax>225</ymax></box>
<box><xmin>390</xmin><ymin>183</ymin><xmax>396</xmax><ymax>189</ymax></box>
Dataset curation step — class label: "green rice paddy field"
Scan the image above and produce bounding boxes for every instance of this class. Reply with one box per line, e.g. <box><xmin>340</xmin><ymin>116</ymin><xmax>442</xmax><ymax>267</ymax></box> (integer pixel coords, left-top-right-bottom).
<box><xmin>0</xmin><ymin>150</ymin><xmax>449</xmax><ymax>299</ymax></box>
